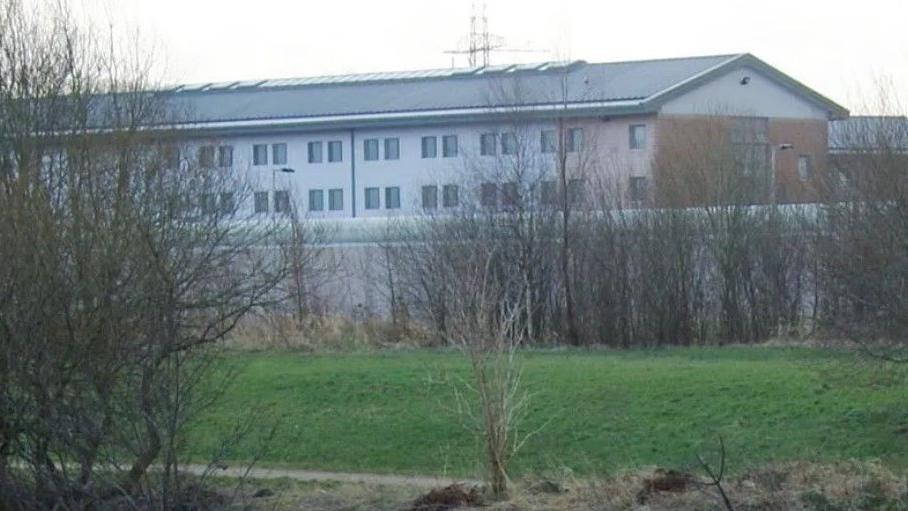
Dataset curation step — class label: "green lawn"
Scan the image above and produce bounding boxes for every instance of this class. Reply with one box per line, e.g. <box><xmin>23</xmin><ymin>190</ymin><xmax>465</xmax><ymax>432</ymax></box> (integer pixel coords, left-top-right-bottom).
<box><xmin>187</xmin><ymin>347</ymin><xmax>908</xmax><ymax>478</ymax></box>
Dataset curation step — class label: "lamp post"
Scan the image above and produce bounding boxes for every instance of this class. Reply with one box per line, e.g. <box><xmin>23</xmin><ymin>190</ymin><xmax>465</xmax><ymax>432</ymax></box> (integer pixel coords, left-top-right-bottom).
<box><xmin>769</xmin><ymin>143</ymin><xmax>793</xmax><ymax>204</ymax></box>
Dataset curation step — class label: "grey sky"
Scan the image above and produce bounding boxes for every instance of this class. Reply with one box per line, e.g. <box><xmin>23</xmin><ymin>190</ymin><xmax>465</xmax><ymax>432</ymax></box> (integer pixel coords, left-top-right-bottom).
<box><xmin>68</xmin><ymin>0</ymin><xmax>907</xmax><ymax>113</ymax></box>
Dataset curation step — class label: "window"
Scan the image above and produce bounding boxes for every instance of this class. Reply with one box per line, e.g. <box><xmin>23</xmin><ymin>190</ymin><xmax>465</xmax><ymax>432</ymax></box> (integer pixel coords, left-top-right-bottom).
<box><xmin>798</xmin><ymin>155</ymin><xmax>811</xmax><ymax>181</ymax></box>
<box><xmin>629</xmin><ymin>124</ymin><xmax>647</xmax><ymax>150</ymax></box>
<box><xmin>443</xmin><ymin>184</ymin><xmax>459</xmax><ymax>207</ymax></box>
<box><xmin>364</xmin><ymin>139</ymin><xmax>379</xmax><ymax>161</ymax></box>
<box><xmin>219</xmin><ymin>192</ymin><xmax>235</xmax><ymax>213</ymax></box>
<box><xmin>480</xmin><ymin>133</ymin><xmax>497</xmax><ymax>156</ymax></box>
<box><xmin>364</xmin><ymin>187</ymin><xmax>380</xmax><ymax>209</ymax></box>
<box><xmin>384</xmin><ymin>138</ymin><xmax>400</xmax><ymax>160</ymax></box>
<box><xmin>421</xmin><ymin>136</ymin><xmax>437</xmax><ymax>158</ymax></box>
<box><xmin>731</xmin><ymin>118</ymin><xmax>769</xmax><ymax>177</ymax></box>
<box><xmin>254</xmin><ymin>191</ymin><xmax>269</xmax><ymax>213</ymax></box>
<box><xmin>308</xmin><ymin>189</ymin><xmax>324</xmax><ymax>211</ymax></box>
<box><xmin>501</xmin><ymin>133</ymin><xmax>518</xmax><ymax>156</ymax></box>
<box><xmin>253</xmin><ymin>144</ymin><xmax>268</xmax><ymax>166</ymax></box>
<box><xmin>274</xmin><ymin>190</ymin><xmax>291</xmax><ymax>213</ymax></box>
<box><xmin>217</xmin><ymin>145</ymin><xmax>233</xmax><ymax>168</ymax></box>
<box><xmin>541</xmin><ymin>180</ymin><xmax>557</xmax><ymax>206</ymax></box>
<box><xmin>198</xmin><ymin>145</ymin><xmax>215</xmax><ymax>168</ymax></box>
<box><xmin>629</xmin><ymin>176</ymin><xmax>648</xmax><ymax>202</ymax></box>
<box><xmin>385</xmin><ymin>187</ymin><xmax>401</xmax><ymax>209</ymax></box>
<box><xmin>442</xmin><ymin>135</ymin><xmax>458</xmax><ymax>157</ymax></box>
<box><xmin>567</xmin><ymin>128</ymin><xmax>583</xmax><ymax>153</ymax></box>
<box><xmin>732</xmin><ymin>117</ymin><xmax>769</xmax><ymax>144</ymax></box>
<box><xmin>501</xmin><ymin>182</ymin><xmax>519</xmax><ymax>207</ymax></box>
<box><xmin>568</xmin><ymin>178</ymin><xmax>585</xmax><ymax>206</ymax></box>
<box><xmin>422</xmin><ymin>185</ymin><xmax>438</xmax><ymax>209</ymax></box>
<box><xmin>481</xmin><ymin>182</ymin><xmax>497</xmax><ymax>207</ymax></box>
<box><xmin>308</xmin><ymin>141</ymin><xmax>323</xmax><ymax>163</ymax></box>
<box><xmin>328</xmin><ymin>188</ymin><xmax>343</xmax><ymax>211</ymax></box>
<box><xmin>272</xmin><ymin>143</ymin><xmax>287</xmax><ymax>165</ymax></box>
<box><xmin>163</xmin><ymin>145</ymin><xmax>181</xmax><ymax>169</ymax></box>
<box><xmin>199</xmin><ymin>193</ymin><xmax>216</xmax><ymax>214</ymax></box>
<box><xmin>541</xmin><ymin>130</ymin><xmax>556</xmax><ymax>153</ymax></box>
<box><xmin>328</xmin><ymin>141</ymin><xmax>343</xmax><ymax>162</ymax></box>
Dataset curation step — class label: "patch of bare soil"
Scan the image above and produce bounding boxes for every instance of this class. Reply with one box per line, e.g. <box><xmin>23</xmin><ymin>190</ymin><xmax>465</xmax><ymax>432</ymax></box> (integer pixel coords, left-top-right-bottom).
<box><xmin>407</xmin><ymin>483</ymin><xmax>484</xmax><ymax>511</ymax></box>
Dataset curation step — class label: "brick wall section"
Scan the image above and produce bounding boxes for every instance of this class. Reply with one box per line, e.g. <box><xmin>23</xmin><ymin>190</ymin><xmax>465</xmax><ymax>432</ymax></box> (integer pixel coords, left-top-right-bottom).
<box><xmin>769</xmin><ymin>118</ymin><xmax>828</xmax><ymax>203</ymax></box>
<box><xmin>651</xmin><ymin>115</ymin><xmax>829</xmax><ymax>206</ymax></box>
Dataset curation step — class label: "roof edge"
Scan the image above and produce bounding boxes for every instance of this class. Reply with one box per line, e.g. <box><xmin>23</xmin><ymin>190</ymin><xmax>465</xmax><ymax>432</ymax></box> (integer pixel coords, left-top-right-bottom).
<box><xmin>644</xmin><ymin>53</ymin><xmax>849</xmax><ymax>120</ymax></box>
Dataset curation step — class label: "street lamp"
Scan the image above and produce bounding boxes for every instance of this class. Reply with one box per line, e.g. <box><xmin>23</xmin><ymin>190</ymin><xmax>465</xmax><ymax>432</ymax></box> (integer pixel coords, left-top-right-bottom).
<box><xmin>770</xmin><ymin>143</ymin><xmax>793</xmax><ymax>204</ymax></box>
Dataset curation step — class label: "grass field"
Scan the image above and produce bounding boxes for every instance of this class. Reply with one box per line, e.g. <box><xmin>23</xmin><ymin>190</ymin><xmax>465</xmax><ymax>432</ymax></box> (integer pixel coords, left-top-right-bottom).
<box><xmin>187</xmin><ymin>347</ymin><xmax>908</xmax><ymax>478</ymax></box>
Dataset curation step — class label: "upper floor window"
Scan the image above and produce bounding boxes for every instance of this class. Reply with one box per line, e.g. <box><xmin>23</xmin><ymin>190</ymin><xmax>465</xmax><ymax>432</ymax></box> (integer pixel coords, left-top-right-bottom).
<box><xmin>308</xmin><ymin>189</ymin><xmax>324</xmax><ymax>211</ymax></box>
<box><xmin>422</xmin><ymin>185</ymin><xmax>438</xmax><ymax>209</ymax></box>
<box><xmin>480</xmin><ymin>133</ymin><xmax>497</xmax><ymax>156</ymax></box>
<box><xmin>254</xmin><ymin>191</ymin><xmax>269</xmax><ymax>213</ymax></box>
<box><xmin>219</xmin><ymin>192</ymin><xmax>235</xmax><ymax>213</ymax></box>
<box><xmin>629</xmin><ymin>176</ymin><xmax>648</xmax><ymax>202</ymax></box>
<box><xmin>568</xmin><ymin>178</ymin><xmax>586</xmax><ymax>206</ymax></box>
<box><xmin>541</xmin><ymin>180</ymin><xmax>557</xmax><ymax>206</ymax></box>
<box><xmin>443</xmin><ymin>184</ymin><xmax>459</xmax><ymax>207</ymax></box>
<box><xmin>442</xmin><ymin>135</ymin><xmax>458</xmax><ymax>157</ymax></box>
<box><xmin>364</xmin><ymin>139</ymin><xmax>379</xmax><ymax>161</ymax></box>
<box><xmin>252</xmin><ymin>144</ymin><xmax>268</xmax><ymax>166</ymax></box>
<box><xmin>421</xmin><ymin>136</ymin><xmax>438</xmax><ymax>158</ymax></box>
<box><xmin>328</xmin><ymin>141</ymin><xmax>343</xmax><ymax>162</ymax></box>
<box><xmin>798</xmin><ymin>155</ymin><xmax>811</xmax><ymax>181</ymax></box>
<box><xmin>308</xmin><ymin>141</ymin><xmax>323</xmax><ymax>163</ymax></box>
<box><xmin>163</xmin><ymin>145</ymin><xmax>181</xmax><ymax>169</ymax></box>
<box><xmin>199</xmin><ymin>192</ymin><xmax>216</xmax><ymax>214</ymax></box>
<box><xmin>274</xmin><ymin>190</ymin><xmax>291</xmax><ymax>213</ymax></box>
<box><xmin>364</xmin><ymin>187</ymin><xmax>380</xmax><ymax>210</ymax></box>
<box><xmin>384</xmin><ymin>138</ymin><xmax>400</xmax><ymax>160</ymax></box>
<box><xmin>217</xmin><ymin>146</ymin><xmax>233</xmax><ymax>168</ymax></box>
<box><xmin>501</xmin><ymin>133</ymin><xmax>518</xmax><ymax>156</ymax></box>
<box><xmin>328</xmin><ymin>188</ymin><xmax>344</xmax><ymax>211</ymax></box>
<box><xmin>541</xmin><ymin>130</ymin><xmax>557</xmax><ymax>153</ymax></box>
<box><xmin>731</xmin><ymin>117</ymin><xmax>769</xmax><ymax>144</ymax></box>
<box><xmin>198</xmin><ymin>145</ymin><xmax>215</xmax><ymax>168</ymax></box>
<box><xmin>481</xmin><ymin>182</ymin><xmax>497</xmax><ymax>207</ymax></box>
<box><xmin>567</xmin><ymin>128</ymin><xmax>584</xmax><ymax>153</ymax></box>
<box><xmin>629</xmin><ymin>124</ymin><xmax>647</xmax><ymax>150</ymax></box>
<box><xmin>501</xmin><ymin>182</ymin><xmax>519</xmax><ymax>207</ymax></box>
<box><xmin>272</xmin><ymin>143</ymin><xmax>288</xmax><ymax>165</ymax></box>
<box><xmin>385</xmin><ymin>187</ymin><xmax>401</xmax><ymax>209</ymax></box>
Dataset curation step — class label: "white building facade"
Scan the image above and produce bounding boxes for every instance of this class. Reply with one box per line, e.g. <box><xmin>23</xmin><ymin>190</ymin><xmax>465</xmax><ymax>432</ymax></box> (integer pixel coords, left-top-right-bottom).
<box><xmin>165</xmin><ymin>54</ymin><xmax>847</xmax><ymax>218</ymax></box>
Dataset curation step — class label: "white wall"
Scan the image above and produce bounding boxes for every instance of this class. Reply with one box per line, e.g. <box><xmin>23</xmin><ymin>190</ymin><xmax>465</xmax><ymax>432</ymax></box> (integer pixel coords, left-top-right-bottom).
<box><xmin>183</xmin><ymin>115</ymin><xmax>658</xmax><ymax>218</ymax></box>
<box><xmin>660</xmin><ymin>66</ymin><xmax>830</xmax><ymax>120</ymax></box>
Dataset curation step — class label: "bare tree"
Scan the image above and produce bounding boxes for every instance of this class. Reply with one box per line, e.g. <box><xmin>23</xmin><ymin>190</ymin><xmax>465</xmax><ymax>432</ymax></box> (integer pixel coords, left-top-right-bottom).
<box><xmin>0</xmin><ymin>2</ymin><xmax>289</xmax><ymax>508</ymax></box>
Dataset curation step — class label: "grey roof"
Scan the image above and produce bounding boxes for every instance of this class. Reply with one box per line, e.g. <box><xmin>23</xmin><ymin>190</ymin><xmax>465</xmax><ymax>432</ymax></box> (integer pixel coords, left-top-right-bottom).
<box><xmin>829</xmin><ymin>116</ymin><xmax>908</xmax><ymax>152</ymax></box>
<box><xmin>149</xmin><ymin>53</ymin><xmax>847</xmax><ymax>133</ymax></box>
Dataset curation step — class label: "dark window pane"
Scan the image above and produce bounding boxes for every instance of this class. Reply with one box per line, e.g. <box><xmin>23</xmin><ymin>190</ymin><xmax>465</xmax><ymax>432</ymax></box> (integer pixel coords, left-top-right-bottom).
<box><xmin>253</xmin><ymin>144</ymin><xmax>268</xmax><ymax>165</ymax></box>
<box><xmin>421</xmin><ymin>136</ymin><xmax>437</xmax><ymax>158</ymax></box>
<box><xmin>308</xmin><ymin>189</ymin><xmax>323</xmax><ymax>211</ymax></box>
<box><xmin>254</xmin><ymin>191</ymin><xmax>269</xmax><ymax>213</ymax></box>
<box><xmin>328</xmin><ymin>188</ymin><xmax>343</xmax><ymax>211</ymax></box>
<box><xmin>308</xmin><ymin>142</ymin><xmax>323</xmax><ymax>163</ymax></box>
<box><xmin>365</xmin><ymin>187</ymin><xmax>380</xmax><ymax>209</ymax></box>
<box><xmin>442</xmin><ymin>135</ymin><xmax>458</xmax><ymax>157</ymax></box>
<box><xmin>385</xmin><ymin>187</ymin><xmax>400</xmax><ymax>209</ymax></box>
<box><xmin>272</xmin><ymin>143</ymin><xmax>287</xmax><ymax>165</ymax></box>
<box><xmin>443</xmin><ymin>184</ymin><xmax>459</xmax><ymax>207</ymax></box>
<box><xmin>422</xmin><ymin>185</ymin><xmax>438</xmax><ymax>209</ymax></box>
<box><xmin>481</xmin><ymin>182</ymin><xmax>497</xmax><ymax>207</ymax></box>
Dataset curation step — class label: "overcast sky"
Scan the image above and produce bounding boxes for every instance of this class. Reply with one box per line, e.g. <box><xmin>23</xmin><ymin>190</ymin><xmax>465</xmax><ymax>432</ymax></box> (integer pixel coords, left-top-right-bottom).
<box><xmin>66</xmin><ymin>0</ymin><xmax>907</xmax><ymax>113</ymax></box>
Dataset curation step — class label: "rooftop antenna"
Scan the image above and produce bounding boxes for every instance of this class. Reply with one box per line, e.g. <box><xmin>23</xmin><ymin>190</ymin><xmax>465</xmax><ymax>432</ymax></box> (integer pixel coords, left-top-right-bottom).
<box><xmin>444</xmin><ymin>2</ymin><xmax>547</xmax><ymax>68</ymax></box>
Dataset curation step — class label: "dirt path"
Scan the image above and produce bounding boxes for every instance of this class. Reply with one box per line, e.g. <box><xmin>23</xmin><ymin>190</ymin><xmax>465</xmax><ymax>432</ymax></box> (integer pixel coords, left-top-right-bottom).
<box><xmin>180</xmin><ymin>464</ymin><xmax>480</xmax><ymax>489</ymax></box>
